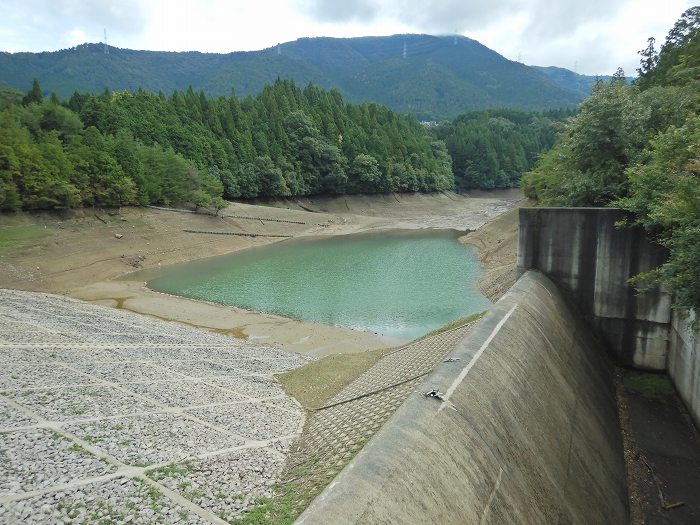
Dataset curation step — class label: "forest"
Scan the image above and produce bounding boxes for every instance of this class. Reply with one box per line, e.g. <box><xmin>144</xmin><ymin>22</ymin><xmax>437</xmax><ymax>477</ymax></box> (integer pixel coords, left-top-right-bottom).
<box><xmin>522</xmin><ymin>7</ymin><xmax>700</xmax><ymax>312</ymax></box>
<box><xmin>1</xmin><ymin>75</ymin><xmax>564</xmax><ymax>213</ymax></box>
<box><xmin>0</xmin><ymin>79</ymin><xmax>457</xmax><ymax>211</ymax></box>
<box><xmin>435</xmin><ymin>108</ymin><xmax>572</xmax><ymax>190</ymax></box>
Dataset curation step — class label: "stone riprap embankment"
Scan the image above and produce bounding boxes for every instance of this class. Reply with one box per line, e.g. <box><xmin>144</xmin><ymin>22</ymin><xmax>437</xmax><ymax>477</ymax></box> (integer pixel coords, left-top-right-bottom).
<box><xmin>0</xmin><ymin>289</ymin><xmax>309</xmax><ymax>524</ymax></box>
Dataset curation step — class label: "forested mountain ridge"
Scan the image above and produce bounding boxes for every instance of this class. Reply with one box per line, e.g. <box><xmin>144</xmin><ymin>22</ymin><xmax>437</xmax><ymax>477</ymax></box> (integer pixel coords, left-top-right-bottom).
<box><xmin>0</xmin><ymin>35</ymin><xmax>586</xmax><ymax>119</ymax></box>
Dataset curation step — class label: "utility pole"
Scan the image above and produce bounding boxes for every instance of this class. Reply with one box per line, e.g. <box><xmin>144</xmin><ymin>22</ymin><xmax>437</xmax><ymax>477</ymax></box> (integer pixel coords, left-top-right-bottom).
<box><xmin>104</xmin><ymin>28</ymin><xmax>109</xmax><ymax>55</ymax></box>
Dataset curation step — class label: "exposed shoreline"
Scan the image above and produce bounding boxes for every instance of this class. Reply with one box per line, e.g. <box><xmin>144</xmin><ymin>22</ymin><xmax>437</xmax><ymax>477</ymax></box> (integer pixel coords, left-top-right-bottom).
<box><xmin>0</xmin><ymin>190</ymin><xmax>522</xmax><ymax>357</ymax></box>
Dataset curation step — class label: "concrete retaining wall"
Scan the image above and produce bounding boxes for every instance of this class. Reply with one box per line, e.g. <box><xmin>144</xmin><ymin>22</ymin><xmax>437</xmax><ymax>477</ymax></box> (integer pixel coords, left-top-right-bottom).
<box><xmin>517</xmin><ymin>208</ymin><xmax>671</xmax><ymax>370</ymax></box>
<box><xmin>669</xmin><ymin>310</ymin><xmax>700</xmax><ymax>428</ymax></box>
<box><xmin>297</xmin><ymin>271</ymin><xmax>628</xmax><ymax>524</ymax></box>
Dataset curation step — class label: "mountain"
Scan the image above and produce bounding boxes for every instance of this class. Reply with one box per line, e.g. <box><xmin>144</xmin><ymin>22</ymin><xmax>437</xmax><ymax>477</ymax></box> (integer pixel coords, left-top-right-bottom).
<box><xmin>0</xmin><ymin>35</ymin><xmax>586</xmax><ymax>119</ymax></box>
<box><xmin>531</xmin><ymin>66</ymin><xmax>629</xmax><ymax>98</ymax></box>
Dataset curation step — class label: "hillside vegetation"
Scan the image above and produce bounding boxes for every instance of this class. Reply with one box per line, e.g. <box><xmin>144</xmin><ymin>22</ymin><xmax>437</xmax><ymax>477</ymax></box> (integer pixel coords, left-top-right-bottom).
<box><xmin>436</xmin><ymin>108</ymin><xmax>573</xmax><ymax>190</ymax></box>
<box><xmin>522</xmin><ymin>7</ymin><xmax>700</xmax><ymax>312</ymax></box>
<box><xmin>0</xmin><ymin>79</ymin><xmax>456</xmax><ymax>211</ymax></box>
<box><xmin>0</xmin><ymin>35</ymin><xmax>587</xmax><ymax>119</ymax></box>
<box><xmin>1</xmin><ymin>66</ymin><xmax>573</xmax><ymax>213</ymax></box>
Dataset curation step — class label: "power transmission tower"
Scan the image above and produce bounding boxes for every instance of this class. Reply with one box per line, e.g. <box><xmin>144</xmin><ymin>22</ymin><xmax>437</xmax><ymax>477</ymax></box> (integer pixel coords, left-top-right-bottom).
<box><xmin>277</xmin><ymin>43</ymin><xmax>281</xmax><ymax>55</ymax></box>
<box><xmin>403</xmin><ymin>41</ymin><xmax>407</xmax><ymax>59</ymax></box>
<box><xmin>104</xmin><ymin>28</ymin><xmax>109</xmax><ymax>55</ymax></box>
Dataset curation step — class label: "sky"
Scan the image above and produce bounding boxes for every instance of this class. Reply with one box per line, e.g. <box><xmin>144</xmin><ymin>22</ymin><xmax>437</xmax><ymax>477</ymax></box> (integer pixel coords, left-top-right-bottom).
<box><xmin>0</xmin><ymin>0</ymin><xmax>695</xmax><ymax>75</ymax></box>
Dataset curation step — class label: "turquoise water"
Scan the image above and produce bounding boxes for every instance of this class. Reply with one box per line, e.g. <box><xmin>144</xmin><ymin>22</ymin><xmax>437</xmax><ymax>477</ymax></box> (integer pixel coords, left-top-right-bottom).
<box><xmin>147</xmin><ymin>230</ymin><xmax>491</xmax><ymax>341</ymax></box>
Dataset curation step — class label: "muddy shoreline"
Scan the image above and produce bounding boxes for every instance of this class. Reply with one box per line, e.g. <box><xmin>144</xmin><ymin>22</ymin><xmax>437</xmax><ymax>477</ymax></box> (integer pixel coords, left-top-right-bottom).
<box><xmin>0</xmin><ymin>191</ymin><xmax>522</xmax><ymax>357</ymax></box>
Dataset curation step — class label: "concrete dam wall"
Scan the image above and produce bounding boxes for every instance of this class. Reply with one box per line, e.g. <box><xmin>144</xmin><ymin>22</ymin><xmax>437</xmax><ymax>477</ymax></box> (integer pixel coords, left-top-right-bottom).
<box><xmin>518</xmin><ymin>207</ymin><xmax>700</xmax><ymax>428</ymax></box>
<box><xmin>517</xmin><ymin>207</ymin><xmax>671</xmax><ymax>370</ymax></box>
<box><xmin>297</xmin><ymin>271</ymin><xmax>628</xmax><ymax>524</ymax></box>
<box><xmin>670</xmin><ymin>310</ymin><xmax>700</xmax><ymax>429</ymax></box>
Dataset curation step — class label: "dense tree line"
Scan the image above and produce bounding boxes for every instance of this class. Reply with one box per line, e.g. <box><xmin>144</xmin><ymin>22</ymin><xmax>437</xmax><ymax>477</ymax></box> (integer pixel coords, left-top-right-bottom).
<box><xmin>1</xmin><ymin>81</ymin><xmax>225</xmax><ymax>211</ymax></box>
<box><xmin>70</xmin><ymin>79</ymin><xmax>454</xmax><ymax>197</ymax></box>
<box><xmin>0</xmin><ymin>79</ymin><xmax>454</xmax><ymax>211</ymax></box>
<box><xmin>522</xmin><ymin>7</ymin><xmax>700</xmax><ymax>312</ymax></box>
<box><xmin>434</xmin><ymin>108</ymin><xmax>573</xmax><ymax>189</ymax></box>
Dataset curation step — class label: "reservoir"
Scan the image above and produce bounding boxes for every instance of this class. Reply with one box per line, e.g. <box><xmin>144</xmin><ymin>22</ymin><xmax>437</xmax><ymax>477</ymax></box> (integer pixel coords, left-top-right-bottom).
<box><xmin>146</xmin><ymin>230</ymin><xmax>491</xmax><ymax>341</ymax></box>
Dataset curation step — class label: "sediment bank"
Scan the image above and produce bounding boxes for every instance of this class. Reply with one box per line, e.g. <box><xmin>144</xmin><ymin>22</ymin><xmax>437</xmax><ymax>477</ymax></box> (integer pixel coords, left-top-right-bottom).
<box><xmin>0</xmin><ymin>191</ymin><xmax>521</xmax><ymax>357</ymax></box>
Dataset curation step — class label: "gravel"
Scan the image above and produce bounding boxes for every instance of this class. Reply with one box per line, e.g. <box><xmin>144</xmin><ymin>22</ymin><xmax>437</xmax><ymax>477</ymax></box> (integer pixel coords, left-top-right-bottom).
<box><xmin>0</xmin><ymin>477</ymin><xmax>210</xmax><ymax>524</ymax></box>
<box><xmin>72</xmin><ymin>362</ymin><xmax>187</xmax><ymax>383</ymax></box>
<box><xmin>0</xmin><ymin>429</ymin><xmax>115</xmax><ymax>495</ymax></box>
<box><xmin>167</xmin><ymin>360</ymin><xmax>259</xmax><ymax>379</ymax></box>
<box><xmin>65</xmin><ymin>413</ymin><xmax>243</xmax><ymax>467</ymax></box>
<box><xmin>0</xmin><ymin>400</ymin><xmax>39</xmax><ymax>429</ymax></box>
<box><xmin>0</xmin><ymin>332</ymin><xmax>77</xmax><ymax>344</ymax></box>
<box><xmin>214</xmin><ymin>357</ymin><xmax>308</xmax><ymax>375</ymax></box>
<box><xmin>123</xmin><ymin>381</ymin><xmax>244</xmax><ymax>408</ymax></box>
<box><xmin>208</xmin><ymin>376</ymin><xmax>286</xmax><ymax>399</ymax></box>
<box><xmin>0</xmin><ymin>363</ymin><xmax>96</xmax><ymax>390</ymax></box>
<box><xmin>188</xmin><ymin>401</ymin><xmax>303</xmax><ymax>441</ymax></box>
<box><xmin>4</xmin><ymin>386</ymin><xmax>159</xmax><ymax>422</ymax></box>
<box><xmin>0</xmin><ymin>288</ymin><xmax>309</xmax><ymax>523</ymax></box>
<box><xmin>147</xmin><ymin>447</ymin><xmax>285</xmax><ymax>522</ymax></box>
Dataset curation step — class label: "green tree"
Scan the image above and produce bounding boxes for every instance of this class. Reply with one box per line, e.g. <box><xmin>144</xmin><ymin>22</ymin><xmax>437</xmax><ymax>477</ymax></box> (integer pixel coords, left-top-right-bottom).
<box><xmin>617</xmin><ymin>117</ymin><xmax>700</xmax><ymax>312</ymax></box>
<box><xmin>348</xmin><ymin>154</ymin><xmax>383</xmax><ymax>193</ymax></box>
<box><xmin>22</xmin><ymin>79</ymin><xmax>43</xmax><ymax>106</ymax></box>
<box><xmin>523</xmin><ymin>73</ymin><xmax>648</xmax><ymax>205</ymax></box>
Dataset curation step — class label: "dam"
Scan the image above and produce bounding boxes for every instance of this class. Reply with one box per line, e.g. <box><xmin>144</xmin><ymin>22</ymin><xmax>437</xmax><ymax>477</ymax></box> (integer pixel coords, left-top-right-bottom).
<box><xmin>298</xmin><ymin>207</ymin><xmax>700</xmax><ymax>524</ymax></box>
<box><xmin>298</xmin><ymin>270</ymin><xmax>629</xmax><ymax>524</ymax></box>
<box><xmin>2</xmin><ymin>206</ymin><xmax>698</xmax><ymax>523</ymax></box>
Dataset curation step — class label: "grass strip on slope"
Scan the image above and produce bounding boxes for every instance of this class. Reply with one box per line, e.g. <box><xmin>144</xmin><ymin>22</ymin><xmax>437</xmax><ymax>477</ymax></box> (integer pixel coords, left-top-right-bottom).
<box><xmin>276</xmin><ymin>347</ymin><xmax>390</xmax><ymax>410</ymax></box>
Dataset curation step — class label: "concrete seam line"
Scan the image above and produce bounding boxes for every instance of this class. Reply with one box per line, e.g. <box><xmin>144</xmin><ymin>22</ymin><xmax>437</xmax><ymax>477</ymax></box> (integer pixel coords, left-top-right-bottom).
<box><xmin>439</xmin><ymin>304</ymin><xmax>518</xmax><ymax>412</ymax></box>
<box><xmin>480</xmin><ymin>467</ymin><xmax>504</xmax><ymax>525</ymax></box>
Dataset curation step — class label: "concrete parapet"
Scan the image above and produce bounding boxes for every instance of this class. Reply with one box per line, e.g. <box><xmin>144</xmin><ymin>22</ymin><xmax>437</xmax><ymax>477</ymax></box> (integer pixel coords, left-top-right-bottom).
<box><xmin>517</xmin><ymin>207</ymin><xmax>671</xmax><ymax>370</ymax></box>
<box><xmin>297</xmin><ymin>271</ymin><xmax>628</xmax><ymax>524</ymax></box>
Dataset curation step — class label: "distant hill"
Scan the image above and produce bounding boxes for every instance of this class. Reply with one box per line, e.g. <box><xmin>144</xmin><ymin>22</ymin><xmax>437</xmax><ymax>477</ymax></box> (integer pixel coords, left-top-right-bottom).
<box><xmin>1</xmin><ymin>35</ymin><xmax>588</xmax><ymax>119</ymax></box>
<box><xmin>531</xmin><ymin>66</ymin><xmax>630</xmax><ymax>98</ymax></box>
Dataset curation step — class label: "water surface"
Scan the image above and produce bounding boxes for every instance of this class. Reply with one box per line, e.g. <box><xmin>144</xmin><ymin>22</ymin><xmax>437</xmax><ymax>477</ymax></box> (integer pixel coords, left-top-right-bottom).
<box><xmin>147</xmin><ymin>230</ymin><xmax>490</xmax><ymax>341</ymax></box>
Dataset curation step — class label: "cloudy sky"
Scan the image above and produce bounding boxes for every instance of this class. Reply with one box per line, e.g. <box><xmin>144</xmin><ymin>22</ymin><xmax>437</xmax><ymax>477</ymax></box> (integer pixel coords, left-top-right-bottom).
<box><xmin>1</xmin><ymin>0</ymin><xmax>694</xmax><ymax>75</ymax></box>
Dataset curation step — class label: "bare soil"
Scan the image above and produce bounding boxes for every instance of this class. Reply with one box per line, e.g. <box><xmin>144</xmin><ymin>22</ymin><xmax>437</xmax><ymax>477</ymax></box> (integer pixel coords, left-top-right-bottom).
<box><xmin>459</xmin><ymin>200</ymin><xmax>530</xmax><ymax>302</ymax></box>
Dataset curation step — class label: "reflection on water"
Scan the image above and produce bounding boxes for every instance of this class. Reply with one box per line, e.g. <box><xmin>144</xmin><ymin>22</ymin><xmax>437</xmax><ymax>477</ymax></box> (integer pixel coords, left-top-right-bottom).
<box><xmin>146</xmin><ymin>229</ymin><xmax>491</xmax><ymax>341</ymax></box>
